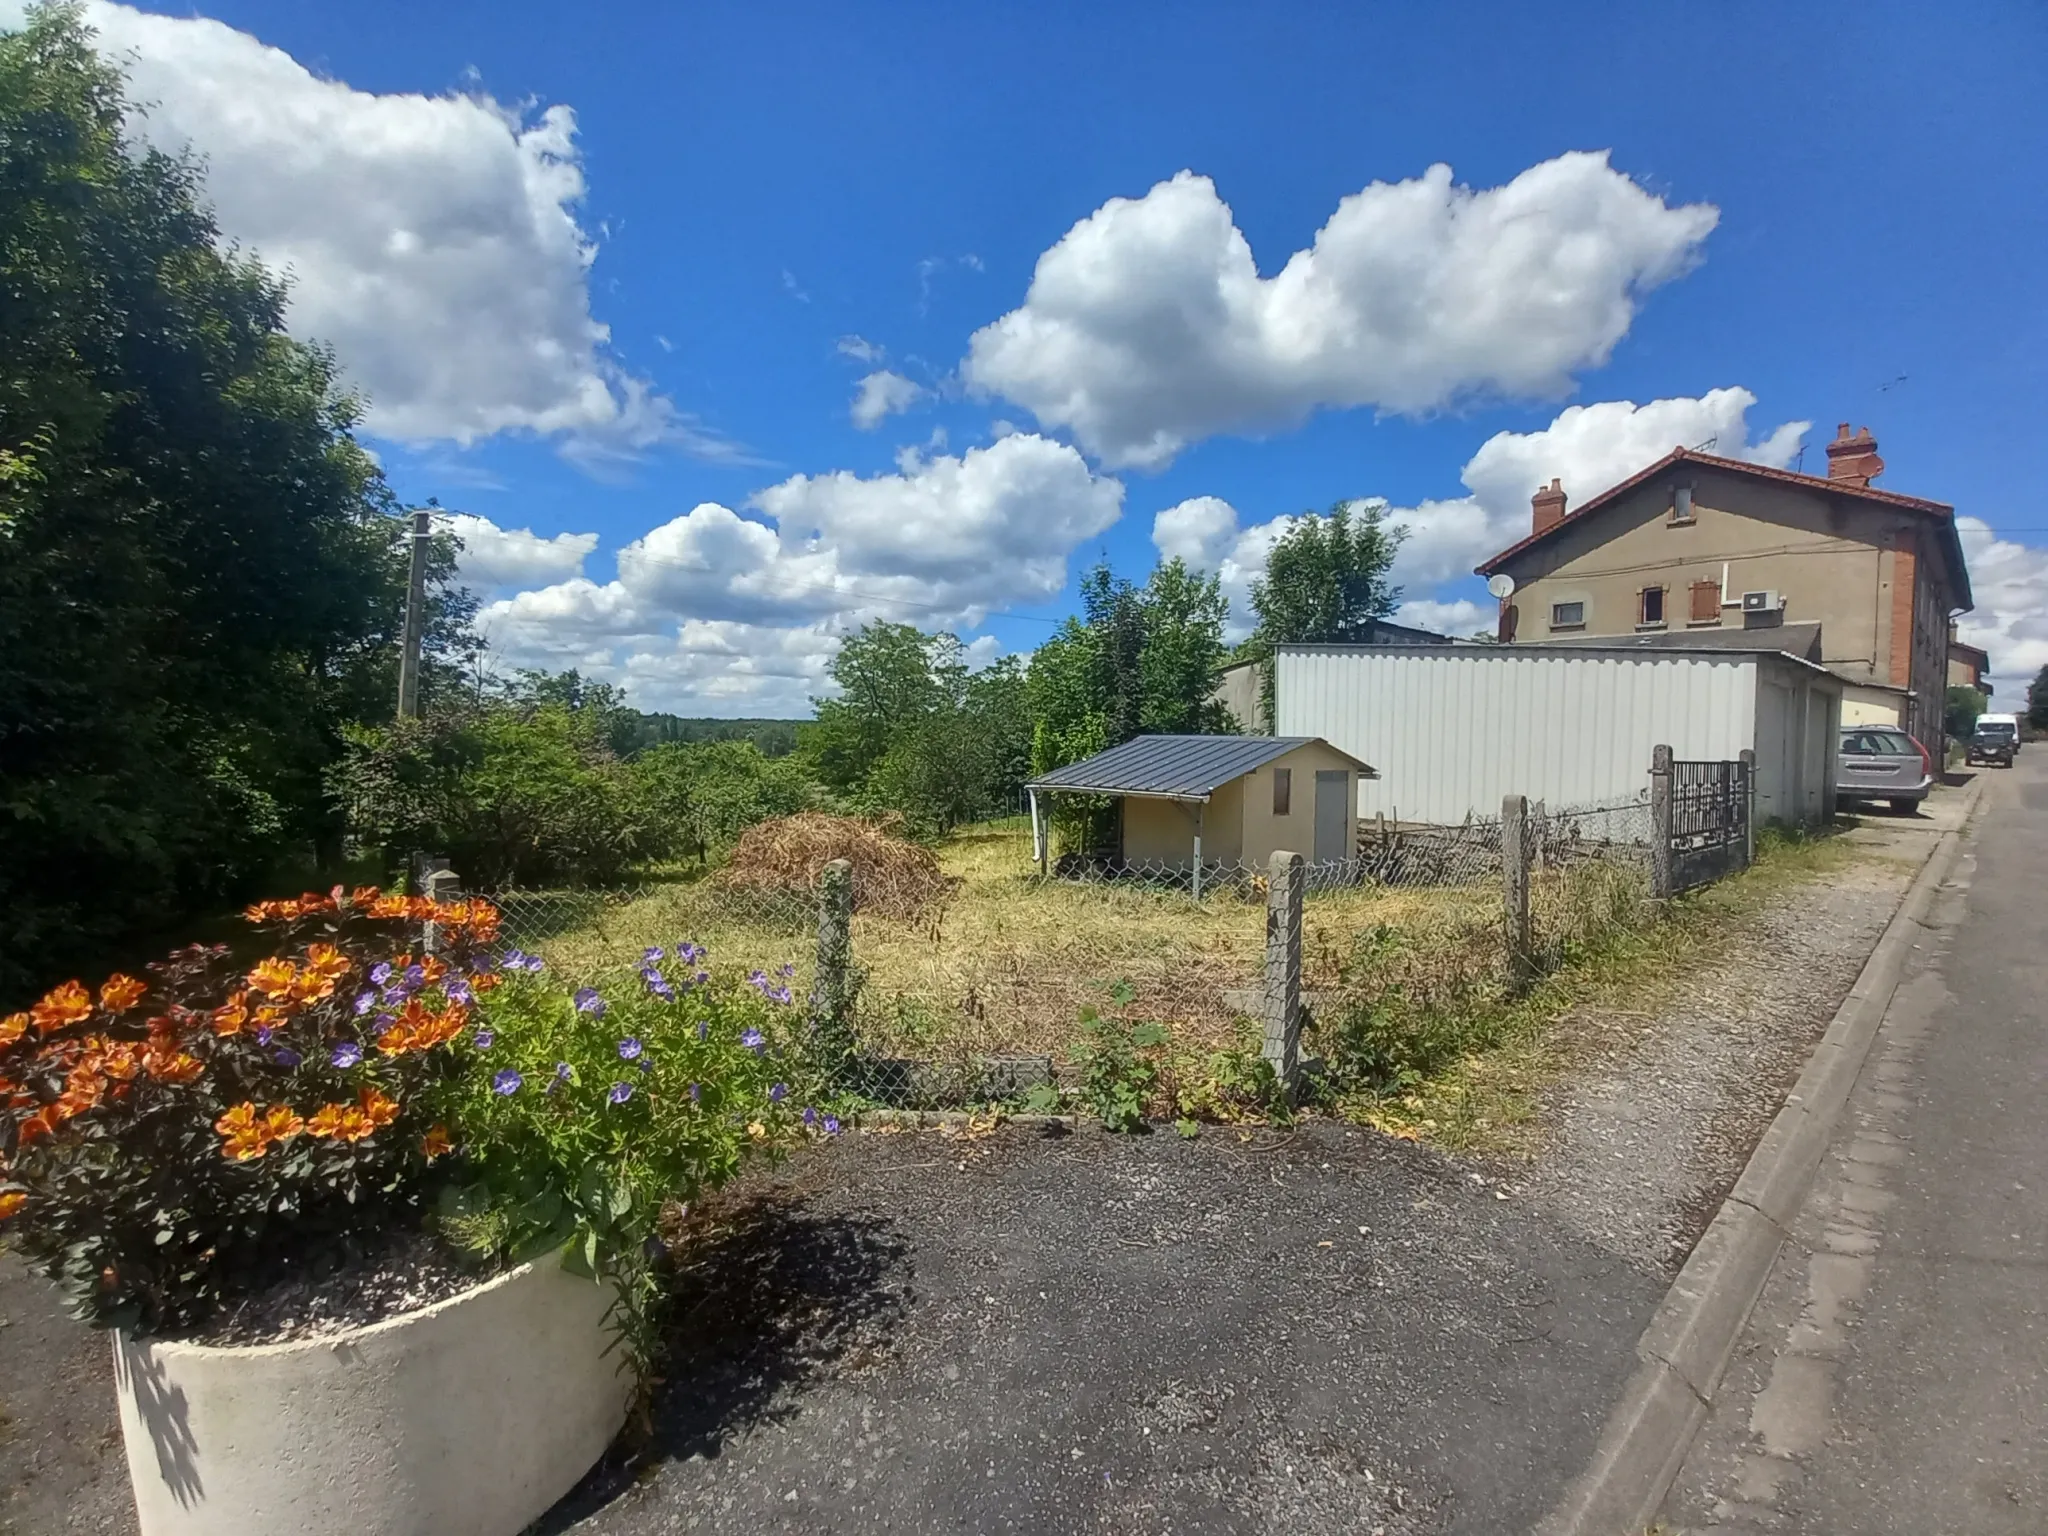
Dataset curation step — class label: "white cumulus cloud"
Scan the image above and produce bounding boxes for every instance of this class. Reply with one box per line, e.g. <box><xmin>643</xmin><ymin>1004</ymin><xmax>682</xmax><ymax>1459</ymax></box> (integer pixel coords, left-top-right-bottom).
<box><xmin>966</xmin><ymin>153</ymin><xmax>1720</xmax><ymax>469</ymax></box>
<box><xmin>444</xmin><ymin>513</ymin><xmax>598</xmax><ymax>591</ymax></box>
<box><xmin>65</xmin><ymin>1</ymin><xmax>707</xmax><ymax>457</ymax></box>
<box><xmin>850</xmin><ymin>370</ymin><xmax>925</xmax><ymax>429</ymax></box>
<box><xmin>475</xmin><ymin>434</ymin><xmax>1122</xmax><ymax>710</ymax></box>
<box><xmin>1955</xmin><ymin>519</ymin><xmax>2048</xmax><ymax>707</ymax></box>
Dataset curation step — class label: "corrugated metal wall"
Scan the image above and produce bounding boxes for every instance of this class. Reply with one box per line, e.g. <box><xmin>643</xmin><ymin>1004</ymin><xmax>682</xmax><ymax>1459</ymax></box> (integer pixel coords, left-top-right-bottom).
<box><xmin>1275</xmin><ymin>647</ymin><xmax>1763</xmax><ymax>825</ymax></box>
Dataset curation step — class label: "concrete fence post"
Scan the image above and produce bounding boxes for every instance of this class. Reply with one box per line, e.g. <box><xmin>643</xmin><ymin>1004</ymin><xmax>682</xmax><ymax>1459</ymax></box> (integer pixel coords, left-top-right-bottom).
<box><xmin>420</xmin><ymin>865</ymin><xmax>462</xmax><ymax>954</ymax></box>
<box><xmin>809</xmin><ymin>858</ymin><xmax>857</xmax><ymax>1080</ymax></box>
<box><xmin>1502</xmin><ymin>794</ymin><xmax>1531</xmax><ymax>985</ymax></box>
<box><xmin>1738</xmin><ymin>747</ymin><xmax>1757</xmax><ymax>870</ymax></box>
<box><xmin>1261</xmin><ymin>850</ymin><xmax>1305</xmax><ymax>1096</ymax></box>
<box><xmin>1650</xmin><ymin>744</ymin><xmax>1675</xmax><ymax>899</ymax></box>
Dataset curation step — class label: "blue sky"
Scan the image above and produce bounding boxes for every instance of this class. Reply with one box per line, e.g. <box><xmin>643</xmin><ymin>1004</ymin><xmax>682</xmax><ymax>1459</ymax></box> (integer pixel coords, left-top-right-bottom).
<box><xmin>23</xmin><ymin>0</ymin><xmax>2048</xmax><ymax>711</ymax></box>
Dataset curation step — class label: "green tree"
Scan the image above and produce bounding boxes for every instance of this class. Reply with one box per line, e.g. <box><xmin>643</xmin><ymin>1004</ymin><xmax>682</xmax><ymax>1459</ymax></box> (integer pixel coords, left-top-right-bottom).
<box><xmin>2029</xmin><ymin>666</ymin><xmax>2048</xmax><ymax>733</ymax></box>
<box><xmin>1945</xmin><ymin>685</ymin><xmax>1988</xmax><ymax>741</ymax></box>
<box><xmin>1247</xmin><ymin>500</ymin><xmax>1406</xmax><ymax>647</ymax></box>
<box><xmin>0</xmin><ymin>7</ymin><xmax>465</xmax><ymax>996</ymax></box>
<box><xmin>629</xmin><ymin>739</ymin><xmax>817</xmax><ymax>862</ymax></box>
<box><xmin>802</xmin><ymin>623</ymin><xmax>954</xmax><ymax>793</ymax></box>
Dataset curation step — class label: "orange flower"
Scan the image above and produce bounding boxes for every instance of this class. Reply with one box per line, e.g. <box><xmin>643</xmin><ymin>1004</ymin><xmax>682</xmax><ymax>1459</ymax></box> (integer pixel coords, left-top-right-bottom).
<box><xmin>98</xmin><ymin>1043</ymin><xmax>141</xmax><ymax>1082</ymax></box>
<box><xmin>148</xmin><ymin>1051</ymin><xmax>204</xmax><ymax>1086</ymax></box>
<box><xmin>288</xmin><ymin>971</ymin><xmax>338</xmax><ymax>1006</ymax></box>
<box><xmin>348</xmin><ymin>885</ymin><xmax>382</xmax><ymax>908</ymax></box>
<box><xmin>244</xmin><ymin>899</ymin><xmax>287</xmax><ymax>923</ymax></box>
<box><xmin>16</xmin><ymin>1105</ymin><xmax>61</xmax><ymax>1147</ymax></box>
<box><xmin>211</xmin><ymin>992</ymin><xmax>251</xmax><ymax>1036</ymax></box>
<box><xmin>30</xmin><ymin>981</ymin><xmax>92</xmax><ymax>1035</ymax></box>
<box><xmin>215</xmin><ymin>1102</ymin><xmax>261</xmax><ymax>1138</ymax></box>
<box><xmin>307</xmin><ymin>1102</ymin><xmax>374</xmax><ymax>1142</ymax></box>
<box><xmin>0</xmin><ymin>1013</ymin><xmax>25</xmax><ymax>1050</ymax></box>
<box><xmin>0</xmin><ymin>1192</ymin><xmax>25</xmax><ymax>1222</ymax></box>
<box><xmin>368</xmin><ymin>895</ymin><xmax>410</xmax><ymax>920</ymax></box>
<box><xmin>248</xmin><ymin>958</ymin><xmax>298</xmax><ymax>999</ymax></box>
<box><xmin>420</xmin><ymin>1125</ymin><xmax>453</xmax><ymax>1160</ymax></box>
<box><xmin>98</xmin><ymin>974</ymin><xmax>147</xmax><ymax>1013</ymax></box>
<box><xmin>221</xmin><ymin>1130</ymin><xmax>269</xmax><ymax>1162</ymax></box>
<box><xmin>359</xmin><ymin>1086</ymin><xmax>400</xmax><ymax>1129</ymax></box>
<box><xmin>419</xmin><ymin>955</ymin><xmax>448</xmax><ymax>986</ymax></box>
<box><xmin>302</xmin><ymin>943</ymin><xmax>350</xmax><ymax>984</ymax></box>
<box><xmin>251</xmin><ymin>1002</ymin><xmax>291</xmax><ymax>1029</ymax></box>
<box><xmin>471</xmin><ymin>972</ymin><xmax>503</xmax><ymax>994</ymax></box>
<box><xmin>261</xmin><ymin>1106</ymin><xmax>305</xmax><ymax>1143</ymax></box>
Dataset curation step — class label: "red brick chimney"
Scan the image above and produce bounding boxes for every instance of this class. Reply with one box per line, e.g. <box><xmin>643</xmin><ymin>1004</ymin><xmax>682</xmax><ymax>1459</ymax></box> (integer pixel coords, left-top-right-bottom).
<box><xmin>1531</xmin><ymin>477</ymin><xmax>1568</xmax><ymax>535</ymax></box>
<box><xmin>1825</xmin><ymin>423</ymin><xmax>1884</xmax><ymax>487</ymax></box>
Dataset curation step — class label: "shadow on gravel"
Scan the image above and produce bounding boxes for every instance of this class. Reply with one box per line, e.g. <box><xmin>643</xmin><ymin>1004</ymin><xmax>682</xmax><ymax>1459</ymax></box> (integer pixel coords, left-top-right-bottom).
<box><xmin>535</xmin><ymin>1192</ymin><xmax>913</xmax><ymax>1530</ymax></box>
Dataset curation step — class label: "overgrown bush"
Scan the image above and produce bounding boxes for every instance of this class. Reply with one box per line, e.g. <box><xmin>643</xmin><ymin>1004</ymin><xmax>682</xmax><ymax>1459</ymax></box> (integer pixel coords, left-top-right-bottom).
<box><xmin>0</xmin><ymin>888</ymin><xmax>496</xmax><ymax>1332</ymax></box>
<box><xmin>629</xmin><ymin>738</ymin><xmax>817</xmax><ymax>862</ymax></box>
<box><xmin>332</xmin><ymin>704</ymin><xmax>651</xmax><ymax>888</ymax></box>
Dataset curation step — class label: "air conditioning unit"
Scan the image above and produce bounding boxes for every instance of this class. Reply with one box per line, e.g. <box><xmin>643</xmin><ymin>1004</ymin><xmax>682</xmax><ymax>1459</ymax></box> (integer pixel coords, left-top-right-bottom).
<box><xmin>1741</xmin><ymin>589</ymin><xmax>1782</xmax><ymax>613</ymax></box>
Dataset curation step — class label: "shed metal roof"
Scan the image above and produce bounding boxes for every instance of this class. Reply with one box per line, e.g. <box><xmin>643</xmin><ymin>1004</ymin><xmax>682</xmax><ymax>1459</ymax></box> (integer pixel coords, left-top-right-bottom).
<box><xmin>1026</xmin><ymin>735</ymin><xmax>1372</xmax><ymax>801</ymax></box>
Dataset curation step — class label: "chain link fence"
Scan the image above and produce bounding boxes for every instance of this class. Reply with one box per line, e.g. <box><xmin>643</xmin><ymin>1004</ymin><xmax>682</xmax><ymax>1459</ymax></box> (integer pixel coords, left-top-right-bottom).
<box><xmin>474</xmin><ymin>783</ymin><xmax>1667</xmax><ymax>1115</ymax></box>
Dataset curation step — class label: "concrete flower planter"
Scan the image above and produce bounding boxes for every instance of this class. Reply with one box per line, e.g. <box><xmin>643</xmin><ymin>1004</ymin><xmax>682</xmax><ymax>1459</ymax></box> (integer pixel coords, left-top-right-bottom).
<box><xmin>113</xmin><ymin>1259</ymin><xmax>631</xmax><ymax>1536</ymax></box>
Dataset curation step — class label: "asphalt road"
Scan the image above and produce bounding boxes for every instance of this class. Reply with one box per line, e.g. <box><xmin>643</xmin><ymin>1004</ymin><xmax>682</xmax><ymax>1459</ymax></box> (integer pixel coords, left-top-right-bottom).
<box><xmin>1664</xmin><ymin>756</ymin><xmax>2048</xmax><ymax>1533</ymax></box>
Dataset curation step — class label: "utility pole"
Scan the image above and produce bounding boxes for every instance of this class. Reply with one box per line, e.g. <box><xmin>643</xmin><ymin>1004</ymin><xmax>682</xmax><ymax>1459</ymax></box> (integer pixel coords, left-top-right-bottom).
<box><xmin>397</xmin><ymin>506</ymin><xmax>432</xmax><ymax>719</ymax></box>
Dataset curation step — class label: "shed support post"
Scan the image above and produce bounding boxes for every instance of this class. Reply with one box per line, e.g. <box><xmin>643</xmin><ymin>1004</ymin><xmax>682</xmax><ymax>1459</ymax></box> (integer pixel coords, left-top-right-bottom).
<box><xmin>1738</xmin><ymin>748</ymin><xmax>1756</xmax><ymax>870</ymax></box>
<box><xmin>1502</xmin><ymin>795</ymin><xmax>1531</xmax><ymax>986</ymax></box>
<box><xmin>1028</xmin><ymin>789</ymin><xmax>1046</xmax><ymax>875</ymax></box>
<box><xmin>1261</xmin><ymin>850</ymin><xmax>1305</xmax><ymax>1099</ymax></box>
<box><xmin>1650</xmin><ymin>744</ymin><xmax>1675</xmax><ymax>899</ymax></box>
<box><xmin>1191</xmin><ymin>802</ymin><xmax>1204</xmax><ymax>901</ymax></box>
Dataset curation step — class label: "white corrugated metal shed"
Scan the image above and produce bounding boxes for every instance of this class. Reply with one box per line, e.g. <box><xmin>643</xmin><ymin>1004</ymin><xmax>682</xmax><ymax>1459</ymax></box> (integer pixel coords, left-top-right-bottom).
<box><xmin>1274</xmin><ymin>643</ymin><xmax>1842</xmax><ymax>827</ymax></box>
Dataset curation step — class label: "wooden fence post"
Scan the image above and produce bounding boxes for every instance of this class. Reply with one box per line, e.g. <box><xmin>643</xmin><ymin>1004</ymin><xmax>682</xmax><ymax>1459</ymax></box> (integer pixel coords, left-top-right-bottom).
<box><xmin>809</xmin><ymin>858</ymin><xmax>857</xmax><ymax>1082</ymax></box>
<box><xmin>1502</xmin><ymin>794</ymin><xmax>1531</xmax><ymax>985</ymax></box>
<box><xmin>1650</xmin><ymin>744</ymin><xmax>1675</xmax><ymax>899</ymax></box>
<box><xmin>1261</xmin><ymin>850</ymin><xmax>1305</xmax><ymax>1097</ymax></box>
<box><xmin>1738</xmin><ymin>747</ymin><xmax>1756</xmax><ymax>869</ymax></box>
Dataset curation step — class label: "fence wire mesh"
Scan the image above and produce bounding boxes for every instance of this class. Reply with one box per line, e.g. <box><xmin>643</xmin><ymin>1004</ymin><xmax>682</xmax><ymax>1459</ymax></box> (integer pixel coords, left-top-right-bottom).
<box><xmin>476</xmin><ymin>790</ymin><xmax>1662</xmax><ymax>1114</ymax></box>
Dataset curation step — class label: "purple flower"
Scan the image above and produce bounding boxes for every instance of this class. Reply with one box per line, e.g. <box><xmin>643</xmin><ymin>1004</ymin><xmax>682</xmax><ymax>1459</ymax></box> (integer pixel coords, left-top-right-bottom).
<box><xmin>502</xmin><ymin>948</ymin><xmax>531</xmax><ymax>970</ymax></box>
<box><xmin>618</xmin><ymin>1037</ymin><xmax>643</xmax><ymax>1061</ymax></box>
<box><xmin>402</xmin><ymin>964</ymin><xmax>426</xmax><ymax>988</ymax></box>
<box><xmin>689</xmin><ymin>1082</ymin><xmax>701</xmax><ymax>1103</ymax></box>
<box><xmin>368</xmin><ymin>962</ymin><xmax>394</xmax><ymax>986</ymax></box>
<box><xmin>823</xmin><ymin>1114</ymin><xmax>841</xmax><ymax>1136</ymax></box>
<box><xmin>445</xmin><ymin>978</ymin><xmax>475</xmax><ymax>1006</ymax></box>
<box><xmin>273</xmin><ymin>1047</ymin><xmax>302</xmax><ymax>1068</ymax></box>
<box><xmin>469</xmin><ymin>951</ymin><xmax>497</xmax><ymax>973</ymax></box>
<box><xmin>779</xmin><ymin>963</ymin><xmax>795</xmax><ymax>978</ymax></box>
<box><xmin>649</xmin><ymin>977</ymin><xmax>676</xmax><ymax>1002</ymax></box>
<box><xmin>697</xmin><ymin>1019</ymin><xmax>709</xmax><ymax>1042</ymax></box>
<box><xmin>642</xmin><ymin>946</ymin><xmax>665</xmax><ymax>963</ymax></box>
<box><xmin>492</xmin><ymin>1069</ymin><xmax>523</xmax><ymax>1096</ymax></box>
<box><xmin>352</xmin><ymin>989</ymin><xmax>377</xmax><ymax>1016</ymax></box>
<box><xmin>547</xmin><ymin>1062</ymin><xmax>572</xmax><ymax>1095</ymax></box>
<box><xmin>521</xmin><ymin>953</ymin><xmax>545</xmax><ymax>974</ymax></box>
<box><xmin>769</xmin><ymin>1082</ymin><xmax>788</xmax><ymax>1102</ymax></box>
<box><xmin>607</xmin><ymin>1081</ymin><xmax>633</xmax><ymax>1105</ymax></box>
<box><xmin>573</xmin><ymin>986</ymin><xmax>606</xmax><ymax>1018</ymax></box>
<box><xmin>694</xmin><ymin>970</ymin><xmax>709</xmax><ymax>986</ymax></box>
<box><xmin>802</xmin><ymin>1106</ymin><xmax>817</xmax><ymax>1127</ymax></box>
<box><xmin>473</xmin><ymin>1029</ymin><xmax>494</xmax><ymax>1051</ymax></box>
<box><xmin>330</xmin><ymin>1041</ymin><xmax>364</xmax><ymax>1069</ymax></box>
<box><xmin>770</xmin><ymin>986</ymin><xmax>794</xmax><ymax>1005</ymax></box>
<box><xmin>676</xmin><ymin>941</ymin><xmax>703</xmax><ymax>964</ymax></box>
<box><xmin>747</xmin><ymin>969</ymin><xmax>767</xmax><ymax>987</ymax></box>
<box><xmin>255</xmin><ymin>1026</ymin><xmax>275</xmax><ymax>1047</ymax></box>
<box><xmin>740</xmin><ymin>1028</ymin><xmax>765</xmax><ymax>1053</ymax></box>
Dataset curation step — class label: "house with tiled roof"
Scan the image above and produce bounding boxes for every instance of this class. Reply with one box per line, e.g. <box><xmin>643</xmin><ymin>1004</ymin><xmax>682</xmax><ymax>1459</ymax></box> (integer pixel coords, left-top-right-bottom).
<box><xmin>1475</xmin><ymin>424</ymin><xmax>1973</xmax><ymax>747</ymax></box>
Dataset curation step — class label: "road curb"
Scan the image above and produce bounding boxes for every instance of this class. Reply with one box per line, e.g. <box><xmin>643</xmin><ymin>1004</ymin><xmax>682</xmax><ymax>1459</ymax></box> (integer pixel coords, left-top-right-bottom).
<box><xmin>1537</xmin><ymin>778</ymin><xmax>1986</xmax><ymax>1536</ymax></box>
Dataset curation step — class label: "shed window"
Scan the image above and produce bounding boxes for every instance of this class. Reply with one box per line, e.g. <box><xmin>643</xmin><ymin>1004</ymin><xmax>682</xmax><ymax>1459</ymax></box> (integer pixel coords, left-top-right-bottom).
<box><xmin>1640</xmin><ymin>587</ymin><xmax>1666</xmax><ymax>626</ymax></box>
<box><xmin>1550</xmin><ymin>600</ymin><xmax>1585</xmax><ymax>629</ymax></box>
<box><xmin>1272</xmin><ymin>767</ymin><xmax>1291</xmax><ymax>816</ymax></box>
<box><xmin>1690</xmin><ymin>580</ymin><xmax>1721</xmax><ymax>623</ymax></box>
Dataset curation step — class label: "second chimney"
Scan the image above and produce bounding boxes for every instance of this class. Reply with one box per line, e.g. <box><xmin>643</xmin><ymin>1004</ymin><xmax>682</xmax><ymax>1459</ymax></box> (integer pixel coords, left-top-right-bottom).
<box><xmin>1825</xmin><ymin>423</ymin><xmax>1884</xmax><ymax>487</ymax></box>
<box><xmin>1531</xmin><ymin>477</ymin><xmax>1568</xmax><ymax>535</ymax></box>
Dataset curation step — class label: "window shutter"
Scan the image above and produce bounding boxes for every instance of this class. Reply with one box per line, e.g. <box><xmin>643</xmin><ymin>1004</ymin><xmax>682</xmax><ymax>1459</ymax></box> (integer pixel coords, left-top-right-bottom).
<box><xmin>1690</xmin><ymin>580</ymin><xmax>1721</xmax><ymax>623</ymax></box>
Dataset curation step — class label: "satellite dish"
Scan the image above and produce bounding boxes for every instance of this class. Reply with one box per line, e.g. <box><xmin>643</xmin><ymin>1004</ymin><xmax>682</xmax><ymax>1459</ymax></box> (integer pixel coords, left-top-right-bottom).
<box><xmin>1487</xmin><ymin>572</ymin><xmax>1516</xmax><ymax>600</ymax></box>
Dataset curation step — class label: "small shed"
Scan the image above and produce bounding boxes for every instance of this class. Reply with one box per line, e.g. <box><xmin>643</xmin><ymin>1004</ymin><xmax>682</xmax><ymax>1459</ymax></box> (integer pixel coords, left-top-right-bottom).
<box><xmin>1025</xmin><ymin>735</ymin><xmax>1375</xmax><ymax>885</ymax></box>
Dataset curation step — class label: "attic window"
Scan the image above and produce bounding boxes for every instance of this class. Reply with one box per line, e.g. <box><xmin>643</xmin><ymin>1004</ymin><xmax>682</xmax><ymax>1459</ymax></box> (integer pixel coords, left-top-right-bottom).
<box><xmin>1671</xmin><ymin>485</ymin><xmax>1695</xmax><ymax>522</ymax></box>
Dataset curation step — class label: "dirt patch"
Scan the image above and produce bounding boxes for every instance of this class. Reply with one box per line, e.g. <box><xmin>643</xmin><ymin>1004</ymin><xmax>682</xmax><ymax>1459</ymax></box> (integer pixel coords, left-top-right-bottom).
<box><xmin>1520</xmin><ymin>851</ymin><xmax>1914</xmax><ymax>1276</ymax></box>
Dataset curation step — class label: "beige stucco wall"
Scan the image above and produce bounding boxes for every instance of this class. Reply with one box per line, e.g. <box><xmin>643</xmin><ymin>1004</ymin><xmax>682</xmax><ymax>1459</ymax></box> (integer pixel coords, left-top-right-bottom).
<box><xmin>1237</xmin><ymin>741</ymin><xmax>1360</xmax><ymax>866</ymax></box>
<box><xmin>1840</xmin><ymin>683</ymin><xmax>1906</xmax><ymax>728</ymax></box>
<box><xmin>1119</xmin><ymin>777</ymin><xmax>1244</xmax><ymax>867</ymax></box>
<box><xmin>1501</xmin><ymin>469</ymin><xmax>1908</xmax><ymax>672</ymax></box>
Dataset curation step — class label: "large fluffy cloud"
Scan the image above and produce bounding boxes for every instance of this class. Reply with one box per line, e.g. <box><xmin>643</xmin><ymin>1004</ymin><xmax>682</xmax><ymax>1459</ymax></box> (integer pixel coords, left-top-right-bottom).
<box><xmin>57</xmin><ymin>2</ymin><xmax>696</xmax><ymax>455</ymax></box>
<box><xmin>445</xmin><ymin>514</ymin><xmax>598</xmax><ymax>591</ymax></box>
<box><xmin>474</xmin><ymin>434</ymin><xmax>1121</xmax><ymax>711</ymax></box>
<box><xmin>1153</xmin><ymin>388</ymin><xmax>1808</xmax><ymax>634</ymax></box>
<box><xmin>967</xmin><ymin>153</ymin><xmax>1719</xmax><ymax>469</ymax></box>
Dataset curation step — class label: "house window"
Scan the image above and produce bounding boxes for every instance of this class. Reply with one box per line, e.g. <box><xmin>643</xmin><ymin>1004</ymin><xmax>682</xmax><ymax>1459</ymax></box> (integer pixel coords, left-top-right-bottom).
<box><xmin>1671</xmin><ymin>485</ymin><xmax>1695</xmax><ymax>522</ymax></box>
<box><xmin>1272</xmin><ymin>768</ymin><xmax>1291</xmax><ymax>816</ymax></box>
<box><xmin>1690</xmin><ymin>579</ymin><xmax>1721</xmax><ymax>624</ymax></box>
<box><xmin>1639</xmin><ymin>587</ymin><xmax>1666</xmax><ymax>627</ymax></box>
<box><xmin>1550</xmin><ymin>600</ymin><xmax>1585</xmax><ymax>630</ymax></box>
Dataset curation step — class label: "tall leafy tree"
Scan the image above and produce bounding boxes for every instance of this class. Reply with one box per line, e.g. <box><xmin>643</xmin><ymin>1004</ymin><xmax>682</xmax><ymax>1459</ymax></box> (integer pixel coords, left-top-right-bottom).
<box><xmin>1246</xmin><ymin>500</ymin><xmax>1406</xmax><ymax>647</ymax></box>
<box><xmin>2028</xmin><ymin>665</ymin><xmax>2048</xmax><ymax>733</ymax></box>
<box><xmin>802</xmin><ymin>623</ymin><xmax>957</xmax><ymax>793</ymax></box>
<box><xmin>0</xmin><ymin>7</ymin><xmax>459</xmax><ymax>995</ymax></box>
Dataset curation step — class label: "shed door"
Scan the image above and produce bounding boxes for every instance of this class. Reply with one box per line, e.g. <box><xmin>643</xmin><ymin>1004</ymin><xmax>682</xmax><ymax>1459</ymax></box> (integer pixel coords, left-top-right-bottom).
<box><xmin>1313</xmin><ymin>770</ymin><xmax>1350</xmax><ymax>865</ymax></box>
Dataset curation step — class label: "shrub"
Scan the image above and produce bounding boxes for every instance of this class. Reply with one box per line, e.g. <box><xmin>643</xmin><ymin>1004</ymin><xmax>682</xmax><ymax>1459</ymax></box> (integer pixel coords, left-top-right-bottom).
<box><xmin>628</xmin><ymin>739</ymin><xmax>818</xmax><ymax>863</ymax></box>
<box><xmin>0</xmin><ymin>888</ymin><xmax>498</xmax><ymax>1332</ymax></box>
<box><xmin>431</xmin><ymin>946</ymin><xmax>823</xmax><ymax>1374</ymax></box>
<box><xmin>1068</xmin><ymin>983</ymin><xmax>1166</xmax><ymax>1132</ymax></box>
